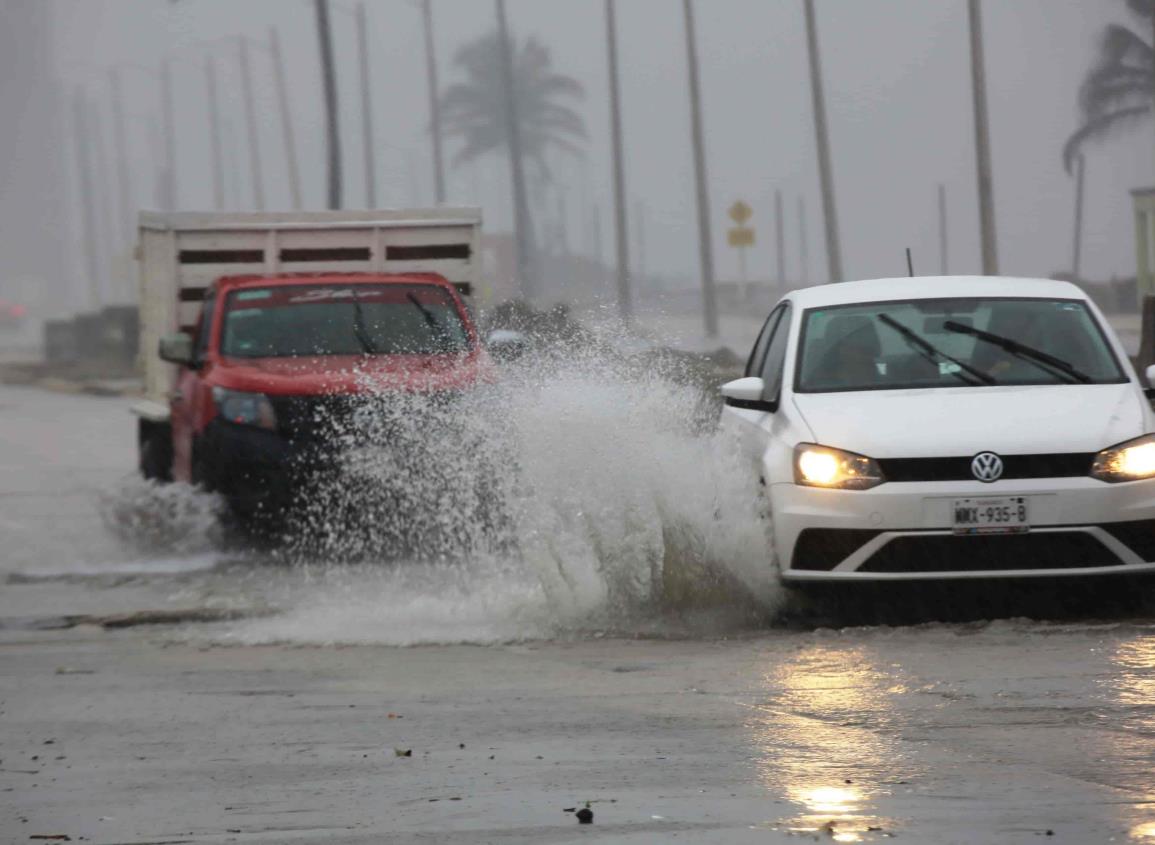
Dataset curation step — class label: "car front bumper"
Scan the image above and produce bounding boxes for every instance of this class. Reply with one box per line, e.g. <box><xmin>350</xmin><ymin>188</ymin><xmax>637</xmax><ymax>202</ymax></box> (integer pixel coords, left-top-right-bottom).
<box><xmin>196</xmin><ymin>419</ymin><xmax>335</xmax><ymax>518</ymax></box>
<box><xmin>771</xmin><ymin>476</ymin><xmax>1155</xmax><ymax>581</ymax></box>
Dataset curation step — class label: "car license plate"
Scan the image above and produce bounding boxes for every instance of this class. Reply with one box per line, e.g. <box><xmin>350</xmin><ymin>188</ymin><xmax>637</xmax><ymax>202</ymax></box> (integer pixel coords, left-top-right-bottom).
<box><xmin>952</xmin><ymin>497</ymin><xmax>1029</xmax><ymax>535</ymax></box>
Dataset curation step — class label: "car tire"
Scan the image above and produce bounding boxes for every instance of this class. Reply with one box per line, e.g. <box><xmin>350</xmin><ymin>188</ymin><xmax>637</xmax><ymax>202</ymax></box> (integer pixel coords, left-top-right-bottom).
<box><xmin>138</xmin><ymin>419</ymin><xmax>173</xmax><ymax>482</ymax></box>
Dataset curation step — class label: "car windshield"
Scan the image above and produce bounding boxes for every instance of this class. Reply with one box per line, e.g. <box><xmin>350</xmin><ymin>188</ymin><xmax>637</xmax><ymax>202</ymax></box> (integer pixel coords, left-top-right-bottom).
<box><xmin>795</xmin><ymin>297</ymin><xmax>1126</xmax><ymax>393</ymax></box>
<box><xmin>220</xmin><ymin>284</ymin><xmax>470</xmax><ymax>358</ymax></box>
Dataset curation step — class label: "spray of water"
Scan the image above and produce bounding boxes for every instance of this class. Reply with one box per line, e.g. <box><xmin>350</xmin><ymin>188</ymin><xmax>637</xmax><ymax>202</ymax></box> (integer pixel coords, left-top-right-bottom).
<box><xmin>99</xmin><ymin>476</ymin><xmax>224</xmax><ymax>558</ymax></box>
<box><xmin>223</xmin><ymin>328</ymin><xmax>783</xmax><ymax>645</ymax></box>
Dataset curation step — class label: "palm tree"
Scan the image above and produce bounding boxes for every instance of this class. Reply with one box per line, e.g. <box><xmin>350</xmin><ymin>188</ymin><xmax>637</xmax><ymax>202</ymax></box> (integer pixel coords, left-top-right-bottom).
<box><xmin>440</xmin><ymin>28</ymin><xmax>586</xmax><ymax>298</ymax></box>
<box><xmin>1063</xmin><ymin>0</ymin><xmax>1154</xmax><ymax>172</ymax></box>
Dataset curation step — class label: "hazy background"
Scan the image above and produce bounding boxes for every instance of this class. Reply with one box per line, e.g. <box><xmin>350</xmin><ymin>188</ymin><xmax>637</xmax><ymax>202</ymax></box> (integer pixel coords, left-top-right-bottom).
<box><xmin>2</xmin><ymin>0</ymin><xmax>1152</xmax><ymax>317</ymax></box>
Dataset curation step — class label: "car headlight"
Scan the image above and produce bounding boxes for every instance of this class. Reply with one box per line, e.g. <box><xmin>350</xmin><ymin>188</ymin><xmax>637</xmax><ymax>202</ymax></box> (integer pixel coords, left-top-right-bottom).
<box><xmin>212</xmin><ymin>387</ymin><xmax>277</xmax><ymax>431</ymax></box>
<box><xmin>793</xmin><ymin>443</ymin><xmax>885</xmax><ymax>490</ymax></box>
<box><xmin>1091</xmin><ymin>434</ymin><xmax>1155</xmax><ymax>483</ymax></box>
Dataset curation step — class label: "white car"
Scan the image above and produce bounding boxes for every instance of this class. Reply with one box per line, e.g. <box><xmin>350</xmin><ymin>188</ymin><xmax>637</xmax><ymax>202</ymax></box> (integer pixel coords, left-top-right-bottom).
<box><xmin>720</xmin><ymin>276</ymin><xmax>1155</xmax><ymax>581</ymax></box>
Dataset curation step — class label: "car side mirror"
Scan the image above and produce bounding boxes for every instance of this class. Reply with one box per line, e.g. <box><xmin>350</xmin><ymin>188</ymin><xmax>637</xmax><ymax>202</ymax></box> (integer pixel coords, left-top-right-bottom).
<box><xmin>1145</xmin><ymin>364</ymin><xmax>1155</xmax><ymax>401</ymax></box>
<box><xmin>158</xmin><ymin>332</ymin><xmax>194</xmax><ymax>366</ymax></box>
<box><xmin>721</xmin><ymin>376</ymin><xmax>776</xmax><ymax>411</ymax></box>
<box><xmin>486</xmin><ymin>329</ymin><xmax>529</xmax><ymax>362</ymax></box>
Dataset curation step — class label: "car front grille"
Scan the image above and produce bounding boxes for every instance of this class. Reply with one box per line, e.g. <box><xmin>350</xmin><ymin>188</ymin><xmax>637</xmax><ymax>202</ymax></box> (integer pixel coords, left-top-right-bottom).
<box><xmin>876</xmin><ymin>453</ymin><xmax>1094</xmax><ymax>482</ymax></box>
<box><xmin>856</xmin><ymin>532</ymin><xmax>1116</xmax><ymax>573</ymax></box>
<box><xmin>268</xmin><ymin>392</ymin><xmax>460</xmax><ymax>443</ymax></box>
<box><xmin>791</xmin><ymin>521</ymin><xmax>1155</xmax><ymax>573</ymax></box>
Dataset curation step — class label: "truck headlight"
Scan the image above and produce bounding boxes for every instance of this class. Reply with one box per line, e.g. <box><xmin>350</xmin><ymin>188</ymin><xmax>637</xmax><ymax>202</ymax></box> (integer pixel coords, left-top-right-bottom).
<box><xmin>1091</xmin><ymin>434</ymin><xmax>1155</xmax><ymax>483</ymax></box>
<box><xmin>793</xmin><ymin>443</ymin><xmax>885</xmax><ymax>490</ymax></box>
<box><xmin>212</xmin><ymin>387</ymin><xmax>277</xmax><ymax>431</ymax></box>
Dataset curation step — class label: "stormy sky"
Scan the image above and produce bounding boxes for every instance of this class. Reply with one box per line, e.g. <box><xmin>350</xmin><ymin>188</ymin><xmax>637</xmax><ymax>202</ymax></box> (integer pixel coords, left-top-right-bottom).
<box><xmin>8</xmin><ymin>0</ymin><xmax>1155</xmax><ymax>306</ymax></box>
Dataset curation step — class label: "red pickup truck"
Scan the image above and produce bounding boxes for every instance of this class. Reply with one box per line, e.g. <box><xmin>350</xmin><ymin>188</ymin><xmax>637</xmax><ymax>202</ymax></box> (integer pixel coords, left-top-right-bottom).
<box><xmin>150</xmin><ymin>271</ymin><xmax>492</xmax><ymax>522</ymax></box>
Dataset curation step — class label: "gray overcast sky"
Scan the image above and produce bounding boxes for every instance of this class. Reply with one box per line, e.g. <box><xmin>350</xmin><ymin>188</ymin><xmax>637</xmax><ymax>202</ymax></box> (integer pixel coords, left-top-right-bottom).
<box><xmin>29</xmin><ymin>0</ymin><xmax>1155</xmax><ymax>291</ymax></box>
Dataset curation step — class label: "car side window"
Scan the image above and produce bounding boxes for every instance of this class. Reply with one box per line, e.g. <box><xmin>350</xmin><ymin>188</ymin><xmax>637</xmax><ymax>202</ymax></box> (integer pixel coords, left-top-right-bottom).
<box><xmin>745</xmin><ymin>306</ymin><xmax>785</xmax><ymax>378</ymax></box>
<box><xmin>759</xmin><ymin>304</ymin><xmax>793</xmax><ymax>402</ymax></box>
<box><xmin>193</xmin><ymin>291</ymin><xmax>217</xmax><ymax>364</ymax></box>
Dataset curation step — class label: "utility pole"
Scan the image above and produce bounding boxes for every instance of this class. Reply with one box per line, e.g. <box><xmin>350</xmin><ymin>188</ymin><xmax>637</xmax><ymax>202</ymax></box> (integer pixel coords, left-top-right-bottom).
<box><xmin>605</xmin><ymin>0</ymin><xmax>632</xmax><ymax>323</ymax></box>
<box><xmin>798</xmin><ymin>195</ymin><xmax>809</xmax><ymax>286</ymax></box>
<box><xmin>938</xmin><ymin>183</ymin><xmax>949</xmax><ymax>275</ymax></box>
<box><xmin>803</xmin><ymin>0</ymin><xmax>843</xmax><ymax>283</ymax></box>
<box><xmin>315</xmin><ymin>0</ymin><xmax>342</xmax><ymax>209</ymax></box>
<box><xmin>205</xmin><ymin>57</ymin><xmax>225</xmax><ymax>210</ymax></box>
<box><xmin>775</xmin><ymin>189</ymin><xmax>786</xmax><ymax>285</ymax></box>
<box><xmin>109</xmin><ymin>67</ymin><xmax>134</xmax><ymax>243</ymax></box>
<box><xmin>1072</xmin><ymin>154</ymin><xmax>1085</xmax><ymax>279</ymax></box>
<box><xmin>72</xmin><ymin>92</ymin><xmax>102</xmax><ymax>309</ymax></box>
<box><xmin>160</xmin><ymin>60</ymin><xmax>177</xmax><ymax>210</ymax></box>
<box><xmin>968</xmin><ymin>0</ymin><xmax>998</xmax><ymax>275</ymax></box>
<box><xmin>269</xmin><ymin>27</ymin><xmax>302</xmax><ymax>210</ymax></box>
<box><xmin>422</xmin><ymin>0</ymin><xmax>446</xmax><ymax>204</ymax></box>
<box><xmin>495</xmin><ymin>0</ymin><xmax>535</xmax><ymax>299</ymax></box>
<box><xmin>88</xmin><ymin>100</ymin><xmax>116</xmax><ymax>303</ymax></box>
<box><xmin>635</xmin><ymin>198</ymin><xmax>647</xmax><ymax>289</ymax></box>
<box><xmin>238</xmin><ymin>37</ymin><xmax>265</xmax><ymax>210</ymax></box>
<box><xmin>356</xmin><ymin>2</ymin><xmax>377</xmax><ymax>208</ymax></box>
<box><xmin>682</xmin><ymin>0</ymin><xmax>718</xmax><ymax>338</ymax></box>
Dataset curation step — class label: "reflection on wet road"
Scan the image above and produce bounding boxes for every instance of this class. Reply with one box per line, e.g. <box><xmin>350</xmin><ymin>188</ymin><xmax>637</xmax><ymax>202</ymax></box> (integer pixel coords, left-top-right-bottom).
<box><xmin>748</xmin><ymin>644</ymin><xmax>911</xmax><ymax>841</ymax></box>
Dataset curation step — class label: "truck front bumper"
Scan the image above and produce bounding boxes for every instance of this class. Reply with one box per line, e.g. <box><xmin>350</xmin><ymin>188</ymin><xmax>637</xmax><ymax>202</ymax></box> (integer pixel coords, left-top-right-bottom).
<box><xmin>196</xmin><ymin>419</ymin><xmax>333</xmax><ymax>519</ymax></box>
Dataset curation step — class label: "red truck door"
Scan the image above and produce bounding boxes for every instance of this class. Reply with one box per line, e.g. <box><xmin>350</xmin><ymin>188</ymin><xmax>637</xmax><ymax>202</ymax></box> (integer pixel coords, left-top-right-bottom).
<box><xmin>170</xmin><ymin>290</ymin><xmax>217</xmax><ymax>483</ymax></box>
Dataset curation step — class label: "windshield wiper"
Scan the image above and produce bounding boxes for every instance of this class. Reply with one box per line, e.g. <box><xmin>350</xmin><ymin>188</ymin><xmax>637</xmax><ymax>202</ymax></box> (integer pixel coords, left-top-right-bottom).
<box><xmin>406</xmin><ymin>292</ymin><xmax>439</xmax><ymax>329</ymax></box>
<box><xmin>877</xmin><ymin>313</ymin><xmax>995</xmax><ymax>386</ymax></box>
<box><xmin>350</xmin><ymin>293</ymin><xmax>380</xmax><ymax>354</ymax></box>
<box><xmin>942</xmin><ymin>321</ymin><xmax>1092</xmax><ymax>384</ymax></box>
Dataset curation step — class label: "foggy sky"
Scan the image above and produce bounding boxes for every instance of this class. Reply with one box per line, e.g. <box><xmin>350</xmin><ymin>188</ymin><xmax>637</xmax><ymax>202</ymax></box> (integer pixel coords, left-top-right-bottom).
<box><xmin>11</xmin><ymin>0</ymin><xmax>1155</xmax><ymax>308</ymax></box>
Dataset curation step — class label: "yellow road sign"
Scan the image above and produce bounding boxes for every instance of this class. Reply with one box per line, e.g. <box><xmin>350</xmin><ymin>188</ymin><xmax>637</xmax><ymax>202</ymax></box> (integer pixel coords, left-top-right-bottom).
<box><xmin>729</xmin><ymin>200</ymin><xmax>753</xmax><ymax>225</ymax></box>
<box><xmin>728</xmin><ymin>227</ymin><xmax>754</xmax><ymax>247</ymax></box>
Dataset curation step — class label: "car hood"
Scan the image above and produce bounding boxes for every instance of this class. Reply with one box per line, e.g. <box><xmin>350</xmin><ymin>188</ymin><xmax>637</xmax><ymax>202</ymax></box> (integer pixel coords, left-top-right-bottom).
<box><xmin>791</xmin><ymin>383</ymin><xmax>1147</xmax><ymax>457</ymax></box>
<box><xmin>209</xmin><ymin>352</ymin><xmax>493</xmax><ymax>396</ymax></box>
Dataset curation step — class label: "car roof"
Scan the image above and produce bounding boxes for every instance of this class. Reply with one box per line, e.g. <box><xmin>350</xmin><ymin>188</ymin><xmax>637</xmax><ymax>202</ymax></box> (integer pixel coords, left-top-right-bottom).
<box><xmin>785</xmin><ymin>276</ymin><xmax>1089</xmax><ymax>310</ymax></box>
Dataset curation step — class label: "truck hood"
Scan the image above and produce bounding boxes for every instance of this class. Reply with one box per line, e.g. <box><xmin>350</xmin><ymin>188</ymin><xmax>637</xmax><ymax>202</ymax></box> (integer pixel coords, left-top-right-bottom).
<box><xmin>209</xmin><ymin>352</ymin><xmax>493</xmax><ymax>396</ymax></box>
<box><xmin>791</xmin><ymin>383</ymin><xmax>1147</xmax><ymax>457</ymax></box>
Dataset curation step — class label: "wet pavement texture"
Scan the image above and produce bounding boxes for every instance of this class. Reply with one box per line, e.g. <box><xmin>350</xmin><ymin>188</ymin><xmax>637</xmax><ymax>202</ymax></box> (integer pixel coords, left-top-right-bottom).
<box><xmin>4</xmin><ymin>384</ymin><xmax>1155</xmax><ymax>843</ymax></box>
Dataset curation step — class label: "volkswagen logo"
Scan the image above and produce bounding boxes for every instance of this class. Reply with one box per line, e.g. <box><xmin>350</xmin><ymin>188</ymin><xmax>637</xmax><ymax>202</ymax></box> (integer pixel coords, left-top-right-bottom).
<box><xmin>971</xmin><ymin>452</ymin><xmax>1004</xmax><ymax>482</ymax></box>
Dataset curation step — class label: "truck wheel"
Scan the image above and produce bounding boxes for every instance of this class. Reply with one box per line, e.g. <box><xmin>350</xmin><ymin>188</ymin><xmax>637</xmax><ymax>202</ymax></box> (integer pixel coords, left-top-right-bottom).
<box><xmin>138</xmin><ymin>419</ymin><xmax>173</xmax><ymax>482</ymax></box>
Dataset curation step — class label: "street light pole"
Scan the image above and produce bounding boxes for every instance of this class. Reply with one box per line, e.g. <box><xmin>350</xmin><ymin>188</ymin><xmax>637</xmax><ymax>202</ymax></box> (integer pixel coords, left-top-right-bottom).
<box><xmin>968</xmin><ymin>0</ymin><xmax>999</xmax><ymax>275</ymax></box>
<box><xmin>682</xmin><ymin>0</ymin><xmax>718</xmax><ymax>338</ymax></box>
<box><xmin>109</xmin><ymin>67</ymin><xmax>134</xmax><ymax>242</ymax></box>
<box><xmin>72</xmin><ymin>91</ymin><xmax>103</xmax><ymax>309</ymax></box>
<box><xmin>605</xmin><ymin>0</ymin><xmax>632</xmax><ymax>323</ymax></box>
<box><xmin>803</xmin><ymin>0</ymin><xmax>843</xmax><ymax>283</ymax></box>
<box><xmin>238</xmin><ymin>36</ymin><xmax>265</xmax><ymax>210</ymax></box>
<box><xmin>422</xmin><ymin>0</ymin><xmax>447</xmax><ymax>204</ymax></box>
<box><xmin>160</xmin><ymin>60</ymin><xmax>177</xmax><ymax>210</ymax></box>
<box><xmin>315</xmin><ymin>0</ymin><xmax>343</xmax><ymax>209</ymax></box>
<box><xmin>205</xmin><ymin>57</ymin><xmax>225</xmax><ymax>210</ymax></box>
<box><xmin>356</xmin><ymin>2</ymin><xmax>377</xmax><ymax>208</ymax></box>
<box><xmin>269</xmin><ymin>27</ymin><xmax>302</xmax><ymax>210</ymax></box>
<box><xmin>495</xmin><ymin>0</ymin><xmax>534</xmax><ymax>299</ymax></box>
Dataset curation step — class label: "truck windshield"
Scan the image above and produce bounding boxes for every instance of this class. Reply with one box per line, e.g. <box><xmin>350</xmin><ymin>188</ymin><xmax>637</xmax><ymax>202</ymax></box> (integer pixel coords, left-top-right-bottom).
<box><xmin>220</xmin><ymin>284</ymin><xmax>471</xmax><ymax>358</ymax></box>
<box><xmin>795</xmin><ymin>297</ymin><xmax>1126</xmax><ymax>393</ymax></box>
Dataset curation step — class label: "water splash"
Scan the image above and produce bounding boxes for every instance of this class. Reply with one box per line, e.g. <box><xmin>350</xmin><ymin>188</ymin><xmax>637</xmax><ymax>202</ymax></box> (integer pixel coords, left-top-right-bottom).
<box><xmin>99</xmin><ymin>476</ymin><xmax>224</xmax><ymax>558</ymax></box>
<box><xmin>226</xmin><ymin>332</ymin><xmax>782</xmax><ymax>644</ymax></box>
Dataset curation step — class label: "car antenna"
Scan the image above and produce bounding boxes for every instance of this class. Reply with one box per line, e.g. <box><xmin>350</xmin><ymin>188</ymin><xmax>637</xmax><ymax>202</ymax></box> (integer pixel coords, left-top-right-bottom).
<box><xmin>906</xmin><ymin>247</ymin><xmax>915</xmax><ymax>277</ymax></box>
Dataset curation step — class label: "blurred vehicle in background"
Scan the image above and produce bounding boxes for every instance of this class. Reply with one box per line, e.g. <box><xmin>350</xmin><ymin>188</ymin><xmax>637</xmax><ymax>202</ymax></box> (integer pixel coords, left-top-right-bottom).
<box><xmin>0</xmin><ymin>299</ymin><xmax>26</xmax><ymax>330</ymax></box>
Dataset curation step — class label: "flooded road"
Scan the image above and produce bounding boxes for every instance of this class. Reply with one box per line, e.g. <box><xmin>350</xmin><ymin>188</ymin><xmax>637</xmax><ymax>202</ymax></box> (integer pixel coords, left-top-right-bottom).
<box><xmin>5</xmin><ymin>383</ymin><xmax>1155</xmax><ymax>843</ymax></box>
